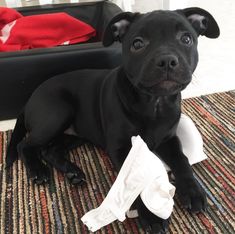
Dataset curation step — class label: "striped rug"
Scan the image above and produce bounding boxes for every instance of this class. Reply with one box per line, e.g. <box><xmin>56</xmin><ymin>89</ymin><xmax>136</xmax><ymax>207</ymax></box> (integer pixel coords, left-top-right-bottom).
<box><xmin>0</xmin><ymin>91</ymin><xmax>234</xmax><ymax>234</ymax></box>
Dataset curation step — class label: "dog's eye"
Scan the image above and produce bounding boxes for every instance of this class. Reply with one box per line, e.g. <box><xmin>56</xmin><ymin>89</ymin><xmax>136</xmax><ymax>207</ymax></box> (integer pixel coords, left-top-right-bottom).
<box><xmin>180</xmin><ymin>34</ymin><xmax>193</xmax><ymax>45</ymax></box>
<box><xmin>131</xmin><ymin>38</ymin><xmax>145</xmax><ymax>51</ymax></box>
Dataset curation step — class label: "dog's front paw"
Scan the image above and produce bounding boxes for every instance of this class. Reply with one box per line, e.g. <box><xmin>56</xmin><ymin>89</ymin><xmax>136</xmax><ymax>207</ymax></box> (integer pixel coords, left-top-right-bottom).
<box><xmin>176</xmin><ymin>177</ymin><xmax>207</xmax><ymax>213</ymax></box>
<box><xmin>137</xmin><ymin>205</ymin><xmax>169</xmax><ymax>234</ymax></box>
<box><xmin>139</xmin><ymin>214</ymin><xmax>169</xmax><ymax>234</ymax></box>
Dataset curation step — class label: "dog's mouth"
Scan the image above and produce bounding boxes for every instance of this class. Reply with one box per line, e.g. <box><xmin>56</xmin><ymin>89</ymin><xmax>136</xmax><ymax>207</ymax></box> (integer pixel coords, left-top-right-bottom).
<box><xmin>156</xmin><ymin>80</ymin><xmax>183</xmax><ymax>89</ymax></box>
<box><xmin>137</xmin><ymin>80</ymin><xmax>187</xmax><ymax>95</ymax></box>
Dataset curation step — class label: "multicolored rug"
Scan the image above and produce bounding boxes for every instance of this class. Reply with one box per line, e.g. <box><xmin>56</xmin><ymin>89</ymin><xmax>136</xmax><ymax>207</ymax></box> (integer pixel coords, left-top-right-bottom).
<box><xmin>0</xmin><ymin>91</ymin><xmax>234</xmax><ymax>234</ymax></box>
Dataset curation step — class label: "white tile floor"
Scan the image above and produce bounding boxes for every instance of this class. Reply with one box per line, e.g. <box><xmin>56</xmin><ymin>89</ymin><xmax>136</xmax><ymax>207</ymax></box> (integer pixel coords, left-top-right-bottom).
<box><xmin>0</xmin><ymin>0</ymin><xmax>234</xmax><ymax>130</ymax></box>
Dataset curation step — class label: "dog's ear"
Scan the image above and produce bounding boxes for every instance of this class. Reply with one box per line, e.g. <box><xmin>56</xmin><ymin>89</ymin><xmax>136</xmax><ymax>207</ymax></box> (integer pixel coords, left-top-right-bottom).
<box><xmin>103</xmin><ymin>12</ymin><xmax>140</xmax><ymax>47</ymax></box>
<box><xmin>179</xmin><ymin>7</ymin><xmax>220</xmax><ymax>38</ymax></box>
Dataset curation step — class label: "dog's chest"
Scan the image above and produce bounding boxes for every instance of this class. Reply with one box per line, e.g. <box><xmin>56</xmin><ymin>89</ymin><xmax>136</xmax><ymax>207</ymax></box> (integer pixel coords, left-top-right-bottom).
<box><xmin>140</xmin><ymin>97</ymin><xmax>181</xmax><ymax>149</ymax></box>
<box><xmin>140</xmin><ymin>96</ymin><xmax>180</xmax><ymax>119</ymax></box>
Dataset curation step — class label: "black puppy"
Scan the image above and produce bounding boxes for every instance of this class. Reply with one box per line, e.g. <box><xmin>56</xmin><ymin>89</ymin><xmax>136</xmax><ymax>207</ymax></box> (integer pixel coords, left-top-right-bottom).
<box><xmin>7</xmin><ymin>7</ymin><xmax>219</xmax><ymax>233</ymax></box>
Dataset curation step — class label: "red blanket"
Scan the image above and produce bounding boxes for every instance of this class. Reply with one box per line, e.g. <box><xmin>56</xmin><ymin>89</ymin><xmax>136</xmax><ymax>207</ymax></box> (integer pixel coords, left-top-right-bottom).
<box><xmin>0</xmin><ymin>7</ymin><xmax>96</xmax><ymax>52</ymax></box>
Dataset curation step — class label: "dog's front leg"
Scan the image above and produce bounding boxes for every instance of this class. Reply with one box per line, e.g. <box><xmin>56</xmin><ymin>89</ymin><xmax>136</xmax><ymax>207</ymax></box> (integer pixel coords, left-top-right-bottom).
<box><xmin>107</xmin><ymin>144</ymin><xmax>169</xmax><ymax>233</ymax></box>
<box><xmin>107</xmin><ymin>144</ymin><xmax>131</xmax><ymax>172</ymax></box>
<box><xmin>156</xmin><ymin>136</ymin><xmax>207</xmax><ymax>213</ymax></box>
<box><xmin>133</xmin><ymin>196</ymin><xmax>170</xmax><ymax>233</ymax></box>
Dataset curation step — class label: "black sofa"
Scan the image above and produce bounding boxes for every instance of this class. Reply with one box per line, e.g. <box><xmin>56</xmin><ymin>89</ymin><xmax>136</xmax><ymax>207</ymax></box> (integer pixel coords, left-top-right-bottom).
<box><xmin>0</xmin><ymin>1</ymin><xmax>122</xmax><ymax>120</ymax></box>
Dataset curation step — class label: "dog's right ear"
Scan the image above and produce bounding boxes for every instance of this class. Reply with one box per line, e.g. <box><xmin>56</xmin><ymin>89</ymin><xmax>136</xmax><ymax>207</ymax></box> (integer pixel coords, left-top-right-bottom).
<box><xmin>103</xmin><ymin>12</ymin><xmax>139</xmax><ymax>47</ymax></box>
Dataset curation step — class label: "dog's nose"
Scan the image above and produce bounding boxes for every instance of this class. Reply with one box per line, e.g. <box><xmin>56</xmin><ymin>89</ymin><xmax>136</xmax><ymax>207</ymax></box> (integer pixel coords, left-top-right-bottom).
<box><xmin>156</xmin><ymin>55</ymin><xmax>179</xmax><ymax>70</ymax></box>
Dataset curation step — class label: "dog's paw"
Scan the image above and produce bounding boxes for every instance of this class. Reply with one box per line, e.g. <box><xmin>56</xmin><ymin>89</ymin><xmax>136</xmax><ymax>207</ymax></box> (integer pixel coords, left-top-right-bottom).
<box><xmin>138</xmin><ymin>206</ymin><xmax>169</xmax><ymax>234</ymax></box>
<box><xmin>29</xmin><ymin>163</ymin><xmax>50</xmax><ymax>185</ymax></box>
<box><xmin>177</xmin><ymin>177</ymin><xmax>207</xmax><ymax>213</ymax></box>
<box><xmin>66</xmin><ymin>171</ymin><xmax>86</xmax><ymax>185</ymax></box>
<box><xmin>66</xmin><ymin>164</ymin><xmax>86</xmax><ymax>185</ymax></box>
<box><xmin>140</xmin><ymin>216</ymin><xmax>169</xmax><ymax>234</ymax></box>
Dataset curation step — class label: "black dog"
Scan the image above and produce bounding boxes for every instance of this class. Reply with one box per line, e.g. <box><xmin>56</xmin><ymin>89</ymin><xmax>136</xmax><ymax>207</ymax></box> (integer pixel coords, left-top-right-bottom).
<box><xmin>7</xmin><ymin>7</ymin><xmax>219</xmax><ymax>233</ymax></box>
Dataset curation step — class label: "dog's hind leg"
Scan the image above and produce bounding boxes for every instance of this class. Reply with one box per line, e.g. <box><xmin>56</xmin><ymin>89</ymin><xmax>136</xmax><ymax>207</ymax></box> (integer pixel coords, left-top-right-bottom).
<box><xmin>18</xmin><ymin>101</ymin><xmax>74</xmax><ymax>184</ymax></box>
<box><xmin>17</xmin><ymin>137</ymin><xmax>51</xmax><ymax>184</ymax></box>
<box><xmin>40</xmin><ymin>135</ymin><xmax>86</xmax><ymax>185</ymax></box>
<box><xmin>61</xmin><ymin>134</ymin><xmax>86</xmax><ymax>151</ymax></box>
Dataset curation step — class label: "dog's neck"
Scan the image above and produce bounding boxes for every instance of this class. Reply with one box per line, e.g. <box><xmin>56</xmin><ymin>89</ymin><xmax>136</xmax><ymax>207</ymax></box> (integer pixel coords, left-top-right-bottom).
<box><xmin>116</xmin><ymin>68</ymin><xmax>181</xmax><ymax>119</ymax></box>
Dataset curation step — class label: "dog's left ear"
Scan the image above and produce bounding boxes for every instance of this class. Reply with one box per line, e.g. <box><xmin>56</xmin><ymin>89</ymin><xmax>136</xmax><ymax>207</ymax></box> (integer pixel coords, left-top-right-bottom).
<box><xmin>179</xmin><ymin>7</ymin><xmax>220</xmax><ymax>38</ymax></box>
<box><xmin>103</xmin><ymin>12</ymin><xmax>140</xmax><ymax>47</ymax></box>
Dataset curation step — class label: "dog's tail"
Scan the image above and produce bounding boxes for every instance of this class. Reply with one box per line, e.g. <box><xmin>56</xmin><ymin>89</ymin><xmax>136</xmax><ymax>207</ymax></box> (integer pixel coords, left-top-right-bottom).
<box><xmin>6</xmin><ymin>112</ymin><xmax>26</xmax><ymax>168</ymax></box>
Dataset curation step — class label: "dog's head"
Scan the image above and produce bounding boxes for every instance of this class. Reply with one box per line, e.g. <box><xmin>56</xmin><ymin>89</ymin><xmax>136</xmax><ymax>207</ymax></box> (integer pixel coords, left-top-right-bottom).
<box><xmin>103</xmin><ymin>8</ymin><xmax>219</xmax><ymax>96</ymax></box>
